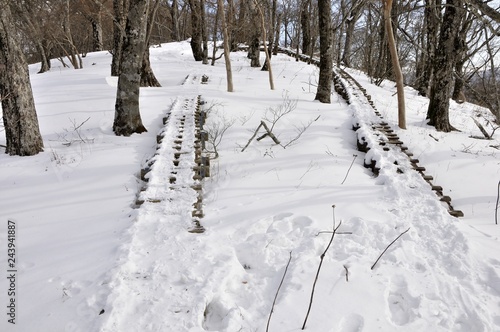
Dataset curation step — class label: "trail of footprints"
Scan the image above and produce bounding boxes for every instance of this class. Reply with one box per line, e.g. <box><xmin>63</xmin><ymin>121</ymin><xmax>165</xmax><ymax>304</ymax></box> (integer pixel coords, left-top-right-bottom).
<box><xmin>137</xmin><ymin>95</ymin><xmax>210</xmax><ymax>232</ymax></box>
<box><xmin>278</xmin><ymin>47</ymin><xmax>463</xmax><ymax>218</ymax></box>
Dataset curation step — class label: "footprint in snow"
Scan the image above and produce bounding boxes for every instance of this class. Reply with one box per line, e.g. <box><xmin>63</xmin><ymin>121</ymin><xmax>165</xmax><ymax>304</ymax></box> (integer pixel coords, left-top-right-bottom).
<box><xmin>387</xmin><ymin>275</ymin><xmax>421</xmax><ymax>326</ymax></box>
<box><xmin>335</xmin><ymin>313</ymin><xmax>365</xmax><ymax>332</ymax></box>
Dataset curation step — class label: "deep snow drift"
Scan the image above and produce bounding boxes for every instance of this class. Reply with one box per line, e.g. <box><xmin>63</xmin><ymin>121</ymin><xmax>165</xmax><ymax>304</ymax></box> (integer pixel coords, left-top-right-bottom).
<box><xmin>0</xmin><ymin>41</ymin><xmax>499</xmax><ymax>332</ymax></box>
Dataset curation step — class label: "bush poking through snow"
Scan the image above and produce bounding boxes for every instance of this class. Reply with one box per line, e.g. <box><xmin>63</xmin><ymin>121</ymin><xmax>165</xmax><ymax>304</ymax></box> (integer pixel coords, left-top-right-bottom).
<box><xmin>203</xmin><ymin>108</ymin><xmax>235</xmax><ymax>159</ymax></box>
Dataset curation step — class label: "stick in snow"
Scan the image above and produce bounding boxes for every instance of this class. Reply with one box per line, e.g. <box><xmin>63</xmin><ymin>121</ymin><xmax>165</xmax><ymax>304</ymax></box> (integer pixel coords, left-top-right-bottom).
<box><xmin>266</xmin><ymin>251</ymin><xmax>292</xmax><ymax>332</ymax></box>
<box><xmin>371</xmin><ymin>227</ymin><xmax>410</xmax><ymax>270</ymax></box>
<box><xmin>496</xmin><ymin>180</ymin><xmax>499</xmax><ymax>225</ymax></box>
<box><xmin>302</xmin><ymin>206</ymin><xmax>341</xmax><ymax>330</ymax></box>
<box><xmin>341</xmin><ymin>154</ymin><xmax>358</xmax><ymax>185</ymax></box>
<box><xmin>241</xmin><ymin>121</ymin><xmax>281</xmax><ymax>152</ymax></box>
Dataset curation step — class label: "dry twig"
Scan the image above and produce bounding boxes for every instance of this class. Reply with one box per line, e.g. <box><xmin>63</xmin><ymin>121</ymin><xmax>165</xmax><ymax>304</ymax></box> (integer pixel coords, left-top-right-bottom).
<box><xmin>302</xmin><ymin>206</ymin><xmax>341</xmax><ymax>330</ymax></box>
<box><xmin>266</xmin><ymin>251</ymin><xmax>292</xmax><ymax>332</ymax></box>
<box><xmin>371</xmin><ymin>227</ymin><xmax>410</xmax><ymax>270</ymax></box>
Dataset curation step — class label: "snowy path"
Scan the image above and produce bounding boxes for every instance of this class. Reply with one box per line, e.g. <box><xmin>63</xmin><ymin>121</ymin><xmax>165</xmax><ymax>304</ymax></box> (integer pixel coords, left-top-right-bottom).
<box><xmin>98</xmin><ymin>47</ymin><xmax>499</xmax><ymax>331</ymax></box>
<box><xmin>100</xmin><ymin>96</ymin><xmax>212</xmax><ymax>331</ymax></box>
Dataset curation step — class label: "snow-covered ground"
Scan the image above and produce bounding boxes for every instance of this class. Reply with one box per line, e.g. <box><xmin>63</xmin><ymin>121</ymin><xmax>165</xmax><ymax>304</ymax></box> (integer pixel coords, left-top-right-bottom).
<box><xmin>0</xmin><ymin>41</ymin><xmax>499</xmax><ymax>332</ymax></box>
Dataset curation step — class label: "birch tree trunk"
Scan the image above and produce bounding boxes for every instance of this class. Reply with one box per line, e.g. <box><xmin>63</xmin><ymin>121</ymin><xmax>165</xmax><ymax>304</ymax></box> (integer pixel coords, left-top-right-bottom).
<box><xmin>113</xmin><ymin>0</ymin><xmax>149</xmax><ymax>136</ymax></box>
<box><xmin>0</xmin><ymin>0</ymin><xmax>44</xmax><ymax>156</ymax></box>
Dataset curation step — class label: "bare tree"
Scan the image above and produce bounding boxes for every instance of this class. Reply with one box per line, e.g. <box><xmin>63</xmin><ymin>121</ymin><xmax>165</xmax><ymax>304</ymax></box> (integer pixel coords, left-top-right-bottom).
<box><xmin>382</xmin><ymin>0</ymin><xmax>405</xmax><ymax>129</ymax></box>
<box><xmin>315</xmin><ymin>0</ymin><xmax>333</xmax><ymax>103</ymax></box>
<box><xmin>111</xmin><ymin>0</ymin><xmax>129</xmax><ymax>76</ymax></box>
<box><xmin>218</xmin><ymin>0</ymin><xmax>234</xmax><ymax>92</ymax></box>
<box><xmin>341</xmin><ymin>0</ymin><xmax>366</xmax><ymax>67</ymax></box>
<box><xmin>188</xmin><ymin>0</ymin><xmax>204</xmax><ymax>61</ymax></box>
<box><xmin>301</xmin><ymin>0</ymin><xmax>312</xmax><ymax>55</ymax></box>
<box><xmin>427</xmin><ymin>0</ymin><xmax>467</xmax><ymax>132</ymax></box>
<box><xmin>113</xmin><ymin>0</ymin><xmax>149</xmax><ymax>136</ymax></box>
<box><xmin>0</xmin><ymin>0</ymin><xmax>44</xmax><ymax>156</ymax></box>
<box><xmin>140</xmin><ymin>0</ymin><xmax>162</xmax><ymax>87</ymax></box>
<box><xmin>11</xmin><ymin>1</ymin><xmax>52</xmax><ymax>73</ymax></box>
<box><xmin>416</xmin><ymin>0</ymin><xmax>440</xmax><ymax>96</ymax></box>
<box><xmin>247</xmin><ymin>0</ymin><xmax>261</xmax><ymax>67</ymax></box>
<box><xmin>254</xmin><ymin>0</ymin><xmax>275</xmax><ymax>89</ymax></box>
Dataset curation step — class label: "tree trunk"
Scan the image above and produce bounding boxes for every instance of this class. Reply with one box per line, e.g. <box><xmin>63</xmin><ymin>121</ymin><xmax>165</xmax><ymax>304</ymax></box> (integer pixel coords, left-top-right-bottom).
<box><xmin>218</xmin><ymin>0</ymin><xmax>233</xmax><ymax>92</ymax></box>
<box><xmin>201</xmin><ymin>0</ymin><xmax>209</xmax><ymax>64</ymax></box>
<box><xmin>247</xmin><ymin>1</ymin><xmax>261</xmax><ymax>67</ymax></box>
<box><xmin>255</xmin><ymin>0</ymin><xmax>274</xmax><ymax>89</ymax></box>
<box><xmin>140</xmin><ymin>47</ymin><xmax>161</xmax><ymax>87</ymax></box>
<box><xmin>261</xmin><ymin>0</ymin><xmax>277</xmax><ymax>71</ymax></box>
<box><xmin>211</xmin><ymin>4</ymin><xmax>219</xmax><ymax>66</ymax></box>
<box><xmin>452</xmin><ymin>11</ymin><xmax>472</xmax><ymax>103</ymax></box>
<box><xmin>170</xmin><ymin>0</ymin><xmax>180</xmax><ymax>41</ymax></box>
<box><xmin>112</xmin><ymin>0</ymin><xmax>129</xmax><ymax>76</ymax></box>
<box><xmin>315</xmin><ymin>0</ymin><xmax>333</xmax><ymax>103</ymax></box>
<box><xmin>113</xmin><ymin>0</ymin><xmax>149</xmax><ymax>136</ymax></box>
<box><xmin>342</xmin><ymin>0</ymin><xmax>364</xmax><ymax>67</ymax></box>
<box><xmin>301</xmin><ymin>0</ymin><xmax>311</xmax><ymax>55</ymax></box>
<box><xmin>91</xmin><ymin>4</ymin><xmax>104</xmax><ymax>52</ymax></box>
<box><xmin>188</xmin><ymin>0</ymin><xmax>203</xmax><ymax>61</ymax></box>
<box><xmin>383</xmin><ymin>0</ymin><xmax>406</xmax><ymax>129</ymax></box>
<box><xmin>140</xmin><ymin>0</ymin><xmax>161</xmax><ymax>87</ymax></box>
<box><xmin>227</xmin><ymin>0</ymin><xmax>238</xmax><ymax>51</ymax></box>
<box><xmin>14</xmin><ymin>6</ymin><xmax>51</xmax><ymax>73</ymax></box>
<box><xmin>416</xmin><ymin>0</ymin><xmax>440</xmax><ymax>96</ymax></box>
<box><xmin>426</xmin><ymin>0</ymin><xmax>465</xmax><ymax>132</ymax></box>
<box><xmin>0</xmin><ymin>0</ymin><xmax>44</xmax><ymax>156</ymax></box>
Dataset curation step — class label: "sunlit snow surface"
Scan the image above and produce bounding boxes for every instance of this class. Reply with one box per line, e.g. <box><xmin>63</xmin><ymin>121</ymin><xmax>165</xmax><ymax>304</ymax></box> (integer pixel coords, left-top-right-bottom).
<box><xmin>0</xmin><ymin>41</ymin><xmax>499</xmax><ymax>332</ymax></box>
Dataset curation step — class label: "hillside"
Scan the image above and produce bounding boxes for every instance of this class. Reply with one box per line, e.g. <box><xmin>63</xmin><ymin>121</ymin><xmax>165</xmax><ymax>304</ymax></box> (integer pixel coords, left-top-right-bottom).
<box><xmin>0</xmin><ymin>41</ymin><xmax>499</xmax><ymax>332</ymax></box>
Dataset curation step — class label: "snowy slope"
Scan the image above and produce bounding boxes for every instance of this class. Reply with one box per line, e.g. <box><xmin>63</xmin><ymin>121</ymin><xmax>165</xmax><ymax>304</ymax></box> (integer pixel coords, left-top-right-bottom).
<box><xmin>0</xmin><ymin>41</ymin><xmax>499</xmax><ymax>332</ymax></box>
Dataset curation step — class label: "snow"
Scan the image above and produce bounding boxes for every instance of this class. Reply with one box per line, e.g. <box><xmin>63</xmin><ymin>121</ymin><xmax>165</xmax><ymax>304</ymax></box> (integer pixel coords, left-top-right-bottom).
<box><xmin>1</xmin><ymin>40</ymin><xmax>499</xmax><ymax>332</ymax></box>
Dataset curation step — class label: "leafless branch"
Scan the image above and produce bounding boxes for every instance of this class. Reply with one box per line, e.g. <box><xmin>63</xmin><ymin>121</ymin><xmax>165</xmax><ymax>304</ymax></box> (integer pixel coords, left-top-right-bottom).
<box><xmin>371</xmin><ymin>227</ymin><xmax>411</xmax><ymax>270</ymax></box>
<box><xmin>266</xmin><ymin>251</ymin><xmax>292</xmax><ymax>332</ymax></box>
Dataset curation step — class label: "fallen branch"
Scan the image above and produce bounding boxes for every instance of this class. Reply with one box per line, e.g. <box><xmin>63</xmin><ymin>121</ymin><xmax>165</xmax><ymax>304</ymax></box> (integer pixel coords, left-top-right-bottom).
<box><xmin>341</xmin><ymin>154</ymin><xmax>358</xmax><ymax>185</ymax></box>
<box><xmin>266</xmin><ymin>251</ymin><xmax>292</xmax><ymax>332</ymax></box>
<box><xmin>241</xmin><ymin>122</ymin><xmax>263</xmax><ymax>152</ymax></box>
<box><xmin>371</xmin><ymin>227</ymin><xmax>410</xmax><ymax>270</ymax></box>
<box><xmin>302</xmin><ymin>206</ymin><xmax>341</xmax><ymax>330</ymax></box>
<box><xmin>315</xmin><ymin>231</ymin><xmax>352</xmax><ymax>236</ymax></box>
<box><xmin>343</xmin><ymin>265</ymin><xmax>349</xmax><ymax>282</ymax></box>
<box><xmin>429</xmin><ymin>134</ymin><xmax>439</xmax><ymax>142</ymax></box>
<box><xmin>471</xmin><ymin>117</ymin><xmax>491</xmax><ymax>139</ymax></box>
<box><xmin>260</xmin><ymin>121</ymin><xmax>281</xmax><ymax>144</ymax></box>
<box><xmin>241</xmin><ymin>121</ymin><xmax>280</xmax><ymax>152</ymax></box>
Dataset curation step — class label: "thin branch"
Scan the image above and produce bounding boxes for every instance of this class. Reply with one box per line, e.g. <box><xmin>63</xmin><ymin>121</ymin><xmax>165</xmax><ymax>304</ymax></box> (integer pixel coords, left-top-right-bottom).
<box><xmin>343</xmin><ymin>265</ymin><xmax>349</xmax><ymax>282</ymax></box>
<box><xmin>471</xmin><ymin>116</ymin><xmax>491</xmax><ymax>139</ymax></box>
<box><xmin>241</xmin><ymin>122</ymin><xmax>263</xmax><ymax>152</ymax></box>
<box><xmin>315</xmin><ymin>231</ymin><xmax>352</xmax><ymax>236</ymax></box>
<box><xmin>341</xmin><ymin>154</ymin><xmax>358</xmax><ymax>184</ymax></box>
<box><xmin>496</xmin><ymin>180</ymin><xmax>499</xmax><ymax>225</ymax></box>
<box><xmin>371</xmin><ymin>227</ymin><xmax>411</xmax><ymax>270</ymax></box>
<box><xmin>266</xmin><ymin>251</ymin><xmax>292</xmax><ymax>332</ymax></box>
<box><xmin>302</xmin><ymin>206</ymin><xmax>341</xmax><ymax>330</ymax></box>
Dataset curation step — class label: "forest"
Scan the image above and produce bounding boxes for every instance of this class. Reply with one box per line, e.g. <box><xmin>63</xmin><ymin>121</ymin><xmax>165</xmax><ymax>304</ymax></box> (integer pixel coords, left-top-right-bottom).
<box><xmin>1</xmin><ymin>0</ymin><xmax>499</xmax><ymax>156</ymax></box>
